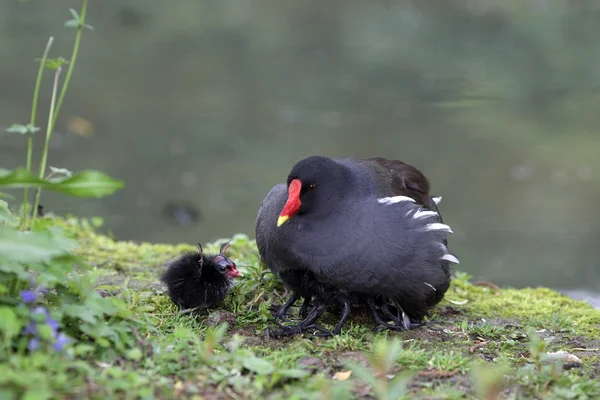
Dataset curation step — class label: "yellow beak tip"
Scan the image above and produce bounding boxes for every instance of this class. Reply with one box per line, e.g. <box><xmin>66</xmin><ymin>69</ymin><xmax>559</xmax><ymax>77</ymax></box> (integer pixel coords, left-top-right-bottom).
<box><xmin>277</xmin><ymin>215</ymin><xmax>289</xmax><ymax>227</ymax></box>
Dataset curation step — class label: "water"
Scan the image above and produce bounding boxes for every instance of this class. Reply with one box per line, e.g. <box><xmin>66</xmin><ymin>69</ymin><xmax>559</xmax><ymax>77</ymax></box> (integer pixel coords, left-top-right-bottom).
<box><xmin>1</xmin><ymin>1</ymin><xmax>599</xmax><ymax>303</ymax></box>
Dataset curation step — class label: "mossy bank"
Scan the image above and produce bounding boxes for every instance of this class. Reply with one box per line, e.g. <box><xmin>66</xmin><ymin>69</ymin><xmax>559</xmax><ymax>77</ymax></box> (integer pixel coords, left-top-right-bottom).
<box><xmin>4</xmin><ymin>215</ymin><xmax>600</xmax><ymax>400</ymax></box>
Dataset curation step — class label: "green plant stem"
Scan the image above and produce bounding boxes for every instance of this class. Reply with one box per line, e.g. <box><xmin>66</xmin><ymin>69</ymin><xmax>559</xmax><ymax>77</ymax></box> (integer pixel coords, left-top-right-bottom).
<box><xmin>31</xmin><ymin>67</ymin><xmax>62</xmax><ymax>231</ymax></box>
<box><xmin>20</xmin><ymin>37</ymin><xmax>54</xmax><ymax>230</ymax></box>
<box><xmin>31</xmin><ymin>0</ymin><xmax>88</xmax><ymax>230</ymax></box>
<box><xmin>51</xmin><ymin>0</ymin><xmax>88</xmax><ymax>129</ymax></box>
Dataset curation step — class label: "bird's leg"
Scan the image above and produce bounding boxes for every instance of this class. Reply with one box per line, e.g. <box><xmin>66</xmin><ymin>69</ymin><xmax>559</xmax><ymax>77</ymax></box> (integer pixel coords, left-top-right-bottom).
<box><xmin>274</xmin><ymin>292</ymin><xmax>300</xmax><ymax>322</ymax></box>
<box><xmin>330</xmin><ymin>301</ymin><xmax>353</xmax><ymax>336</ymax></box>
<box><xmin>317</xmin><ymin>301</ymin><xmax>351</xmax><ymax>336</ymax></box>
<box><xmin>381</xmin><ymin>303</ymin><xmax>403</xmax><ymax>326</ymax></box>
<box><xmin>366</xmin><ymin>299</ymin><xmax>402</xmax><ymax>331</ymax></box>
<box><xmin>269</xmin><ymin>302</ymin><xmax>329</xmax><ymax>337</ymax></box>
<box><xmin>299</xmin><ymin>296</ymin><xmax>312</xmax><ymax>319</ymax></box>
<box><xmin>367</xmin><ymin>299</ymin><xmax>426</xmax><ymax>331</ymax></box>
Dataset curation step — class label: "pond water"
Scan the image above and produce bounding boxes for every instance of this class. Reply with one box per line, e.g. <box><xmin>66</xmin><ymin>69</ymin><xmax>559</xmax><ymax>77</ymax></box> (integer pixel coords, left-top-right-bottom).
<box><xmin>1</xmin><ymin>1</ymin><xmax>599</xmax><ymax>306</ymax></box>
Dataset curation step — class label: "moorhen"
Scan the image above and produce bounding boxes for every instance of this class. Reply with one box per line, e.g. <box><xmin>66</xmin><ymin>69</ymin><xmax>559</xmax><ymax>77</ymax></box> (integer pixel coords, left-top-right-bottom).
<box><xmin>161</xmin><ymin>242</ymin><xmax>242</xmax><ymax>311</ymax></box>
<box><xmin>255</xmin><ymin>155</ymin><xmax>458</xmax><ymax>336</ymax></box>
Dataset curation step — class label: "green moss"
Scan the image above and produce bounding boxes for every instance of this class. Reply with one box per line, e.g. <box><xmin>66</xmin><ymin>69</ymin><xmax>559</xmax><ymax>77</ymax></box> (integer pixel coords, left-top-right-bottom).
<box><xmin>32</xmin><ymin>215</ymin><xmax>600</xmax><ymax>398</ymax></box>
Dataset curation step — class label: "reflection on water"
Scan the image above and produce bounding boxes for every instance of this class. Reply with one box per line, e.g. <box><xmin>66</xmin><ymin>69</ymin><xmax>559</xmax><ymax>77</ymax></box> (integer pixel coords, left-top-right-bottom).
<box><xmin>1</xmin><ymin>1</ymin><xmax>599</xmax><ymax>300</ymax></box>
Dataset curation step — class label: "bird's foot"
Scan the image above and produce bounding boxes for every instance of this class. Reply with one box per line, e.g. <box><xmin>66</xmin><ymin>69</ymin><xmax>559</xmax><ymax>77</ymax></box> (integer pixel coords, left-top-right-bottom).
<box><xmin>268</xmin><ymin>302</ymin><xmax>326</xmax><ymax>338</ymax></box>
<box><xmin>380</xmin><ymin>303</ymin><xmax>412</xmax><ymax>330</ymax></box>
<box><xmin>367</xmin><ymin>301</ymin><xmax>426</xmax><ymax>332</ymax></box>
<box><xmin>419</xmin><ymin>319</ymin><xmax>445</xmax><ymax>332</ymax></box>
<box><xmin>268</xmin><ymin>323</ymin><xmax>331</xmax><ymax>338</ymax></box>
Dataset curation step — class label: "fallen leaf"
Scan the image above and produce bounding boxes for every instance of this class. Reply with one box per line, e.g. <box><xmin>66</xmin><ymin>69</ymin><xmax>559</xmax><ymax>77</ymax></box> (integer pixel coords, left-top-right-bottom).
<box><xmin>447</xmin><ymin>299</ymin><xmax>469</xmax><ymax>305</ymax></box>
<box><xmin>333</xmin><ymin>370</ymin><xmax>352</xmax><ymax>381</ymax></box>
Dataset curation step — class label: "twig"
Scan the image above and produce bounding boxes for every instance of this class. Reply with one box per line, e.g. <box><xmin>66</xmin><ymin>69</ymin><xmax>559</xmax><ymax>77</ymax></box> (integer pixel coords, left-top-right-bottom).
<box><xmin>131</xmin><ymin>327</ymin><xmax>153</xmax><ymax>358</ymax></box>
<box><xmin>473</xmin><ymin>281</ymin><xmax>501</xmax><ymax>292</ymax></box>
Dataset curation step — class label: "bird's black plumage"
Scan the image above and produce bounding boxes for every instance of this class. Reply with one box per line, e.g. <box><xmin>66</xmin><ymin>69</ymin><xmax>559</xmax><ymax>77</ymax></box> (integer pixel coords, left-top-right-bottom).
<box><xmin>255</xmin><ymin>155</ymin><xmax>458</xmax><ymax>336</ymax></box>
<box><xmin>161</xmin><ymin>242</ymin><xmax>242</xmax><ymax>311</ymax></box>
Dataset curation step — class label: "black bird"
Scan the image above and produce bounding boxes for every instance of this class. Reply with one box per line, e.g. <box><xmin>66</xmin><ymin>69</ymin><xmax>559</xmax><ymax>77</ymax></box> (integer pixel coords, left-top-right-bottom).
<box><xmin>255</xmin><ymin>155</ymin><xmax>458</xmax><ymax>336</ymax></box>
<box><xmin>161</xmin><ymin>242</ymin><xmax>242</xmax><ymax>311</ymax></box>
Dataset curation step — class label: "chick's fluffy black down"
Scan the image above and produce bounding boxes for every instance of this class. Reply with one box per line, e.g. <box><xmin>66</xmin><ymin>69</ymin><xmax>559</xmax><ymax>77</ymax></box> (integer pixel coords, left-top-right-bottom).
<box><xmin>161</xmin><ymin>252</ymin><xmax>232</xmax><ymax>310</ymax></box>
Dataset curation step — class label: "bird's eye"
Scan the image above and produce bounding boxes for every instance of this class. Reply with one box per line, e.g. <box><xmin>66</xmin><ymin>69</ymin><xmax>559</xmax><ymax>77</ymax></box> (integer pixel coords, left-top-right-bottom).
<box><xmin>308</xmin><ymin>184</ymin><xmax>316</xmax><ymax>190</ymax></box>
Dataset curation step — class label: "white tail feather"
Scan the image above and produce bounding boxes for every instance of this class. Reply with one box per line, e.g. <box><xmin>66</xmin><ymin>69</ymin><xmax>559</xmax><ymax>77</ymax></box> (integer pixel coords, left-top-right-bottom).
<box><xmin>425</xmin><ymin>223</ymin><xmax>453</xmax><ymax>233</ymax></box>
<box><xmin>378</xmin><ymin>196</ymin><xmax>416</xmax><ymax>205</ymax></box>
<box><xmin>413</xmin><ymin>209</ymin><xmax>438</xmax><ymax>220</ymax></box>
<box><xmin>432</xmin><ymin>196</ymin><xmax>442</xmax><ymax>204</ymax></box>
<box><xmin>441</xmin><ymin>253</ymin><xmax>460</xmax><ymax>264</ymax></box>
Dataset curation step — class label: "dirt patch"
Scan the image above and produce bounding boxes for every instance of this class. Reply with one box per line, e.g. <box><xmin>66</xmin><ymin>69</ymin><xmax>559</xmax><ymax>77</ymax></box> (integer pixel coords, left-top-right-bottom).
<box><xmin>297</xmin><ymin>356</ymin><xmax>326</xmax><ymax>372</ymax></box>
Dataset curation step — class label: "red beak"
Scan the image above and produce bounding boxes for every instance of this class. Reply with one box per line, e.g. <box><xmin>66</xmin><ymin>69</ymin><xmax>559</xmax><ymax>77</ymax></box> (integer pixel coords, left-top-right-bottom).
<box><xmin>228</xmin><ymin>266</ymin><xmax>242</xmax><ymax>278</ymax></box>
<box><xmin>278</xmin><ymin>179</ymin><xmax>302</xmax><ymax>227</ymax></box>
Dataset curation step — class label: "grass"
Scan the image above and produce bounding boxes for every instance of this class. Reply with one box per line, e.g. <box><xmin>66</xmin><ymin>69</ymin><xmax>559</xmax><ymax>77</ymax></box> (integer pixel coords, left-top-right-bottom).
<box><xmin>5</xmin><ymin>213</ymin><xmax>597</xmax><ymax>399</ymax></box>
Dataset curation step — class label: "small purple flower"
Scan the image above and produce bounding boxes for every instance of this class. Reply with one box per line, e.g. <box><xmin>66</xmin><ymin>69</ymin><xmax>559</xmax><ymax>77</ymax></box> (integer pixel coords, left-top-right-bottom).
<box><xmin>32</xmin><ymin>306</ymin><xmax>50</xmax><ymax>318</ymax></box>
<box><xmin>20</xmin><ymin>290</ymin><xmax>37</xmax><ymax>304</ymax></box>
<box><xmin>36</xmin><ymin>285</ymin><xmax>47</xmax><ymax>296</ymax></box>
<box><xmin>28</xmin><ymin>338</ymin><xmax>40</xmax><ymax>351</ymax></box>
<box><xmin>23</xmin><ymin>321</ymin><xmax>37</xmax><ymax>335</ymax></box>
<box><xmin>46</xmin><ymin>318</ymin><xmax>59</xmax><ymax>334</ymax></box>
<box><xmin>53</xmin><ymin>333</ymin><xmax>70</xmax><ymax>352</ymax></box>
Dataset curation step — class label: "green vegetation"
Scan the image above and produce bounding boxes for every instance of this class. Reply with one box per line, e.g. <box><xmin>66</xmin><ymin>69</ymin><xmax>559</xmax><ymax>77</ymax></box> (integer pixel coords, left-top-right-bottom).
<box><xmin>2</xmin><ymin>2</ymin><xmax>600</xmax><ymax>399</ymax></box>
<box><xmin>2</xmin><ymin>214</ymin><xmax>600</xmax><ymax>399</ymax></box>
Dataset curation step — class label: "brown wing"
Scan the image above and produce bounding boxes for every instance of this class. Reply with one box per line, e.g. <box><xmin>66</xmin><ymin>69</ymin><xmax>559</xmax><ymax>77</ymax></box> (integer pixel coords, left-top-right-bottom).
<box><xmin>364</xmin><ymin>157</ymin><xmax>432</xmax><ymax>207</ymax></box>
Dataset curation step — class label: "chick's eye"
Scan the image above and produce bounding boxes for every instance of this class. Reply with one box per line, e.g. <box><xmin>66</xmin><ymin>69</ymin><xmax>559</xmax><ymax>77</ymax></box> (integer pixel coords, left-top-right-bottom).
<box><xmin>308</xmin><ymin>184</ymin><xmax>316</xmax><ymax>190</ymax></box>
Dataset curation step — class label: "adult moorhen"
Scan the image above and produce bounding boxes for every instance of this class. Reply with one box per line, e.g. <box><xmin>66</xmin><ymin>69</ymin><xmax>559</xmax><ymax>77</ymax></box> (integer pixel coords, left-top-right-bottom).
<box><xmin>255</xmin><ymin>155</ymin><xmax>458</xmax><ymax>336</ymax></box>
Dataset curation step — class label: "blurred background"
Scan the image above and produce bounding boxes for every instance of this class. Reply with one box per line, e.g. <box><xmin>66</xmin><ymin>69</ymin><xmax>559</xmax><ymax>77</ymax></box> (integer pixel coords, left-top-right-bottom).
<box><xmin>1</xmin><ymin>0</ymin><xmax>599</xmax><ymax>305</ymax></box>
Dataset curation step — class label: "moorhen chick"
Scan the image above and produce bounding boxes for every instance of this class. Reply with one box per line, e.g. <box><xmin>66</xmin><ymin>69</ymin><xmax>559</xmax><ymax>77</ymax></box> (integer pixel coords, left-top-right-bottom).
<box><xmin>161</xmin><ymin>242</ymin><xmax>242</xmax><ymax>311</ymax></box>
<box><xmin>255</xmin><ymin>155</ymin><xmax>459</xmax><ymax>336</ymax></box>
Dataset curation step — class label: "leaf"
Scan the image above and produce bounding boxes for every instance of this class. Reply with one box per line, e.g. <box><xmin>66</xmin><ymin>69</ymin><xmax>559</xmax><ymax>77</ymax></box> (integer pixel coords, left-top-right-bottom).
<box><xmin>6</xmin><ymin>123</ymin><xmax>40</xmax><ymax>135</ymax></box>
<box><xmin>37</xmin><ymin>324</ymin><xmax>54</xmax><ymax>341</ymax></box>
<box><xmin>48</xmin><ymin>166</ymin><xmax>73</xmax><ymax>178</ymax></box>
<box><xmin>346</xmin><ymin>363</ymin><xmax>378</xmax><ymax>387</ymax></box>
<box><xmin>242</xmin><ymin>357</ymin><xmax>275</xmax><ymax>375</ymax></box>
<box><xmin>332</xmin><ymin>370</ymin><xmax>352</xmax><ymax>381</ymax></box>
<box><xmin>0</xmin><ymin>261</ymin><xmax>31</xmax><ymax>280</ymax></box>
<box><xmin>0</xmin><ymin>168</ymin><xmax>124</xmax><ymax>198</ymax></box>
<box><xmin>387</xmin><ymin>374</ymin><xmax>411</xmax><ymax>398</ymax></box>
<box><xmin>0</xmin><ymin>306</ymin><xmax>21</xmax><ymax>341</ymax></box>
<box><xmin>0</xmin><ymin>200</ymin><xmax>17</xmax><ymax>225</ymax></box>
<box><xmin>0</xmin><ymin>226</ymin><xmax>77</xmax><ymax>263</ymax></box>
<box><xmin>126</xmin><ymin>347</ymin><xmax>143</xmax><ymax>361</ymax></box>
<box><xmin>62</xmin><ymin>304</ymin><xmax>99</xmax><ymax>324</ymax></box>
<box><xmin>64</xmin><ymin>19</ymin><xmax>79</xmax><ymax>29</ymax></box>
<box><xmin>43</xmin><ymin>57</ymin><xmax>69</xmax><ymax>70</ymax></box>
<box><xmin>22</xmin><ymin>385</ymin><xmax>52</xmax><ymax>400</ymax></box>
<box><xmin>69</xmin><ymin>8</ymin><xmax>80</xmax><ymax>21</ymax></box>
<box><xmin>0</xmin><ymin>192</ymin><xmax>17</xmax><ymax>200</ymax></box>
<box><xmin>278</xmin><ymin>369</ymin><xmax>309</xmax><ymax>379</ymax></box>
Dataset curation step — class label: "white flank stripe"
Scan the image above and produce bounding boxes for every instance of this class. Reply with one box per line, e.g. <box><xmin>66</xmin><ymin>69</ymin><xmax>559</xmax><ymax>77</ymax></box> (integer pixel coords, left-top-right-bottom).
<box><xmin>378</xmin><ymin>196</ymin><xmax>416</xmax><ymax>205</ymax></box>
<box><xmin>432</xmin><ymin>196</ymin><xmax>442</xmax><ymax>204</ymax></box>
<box><xmin>441</xmin><ymin>253</ymin><xmax>460</xmax><ymax>264</ymax></box>
<box><xmin>423</xmin><ymin>282</ymin><xmax>436</xmax><ymax>291</ymax></box>
<box><xmin>425</xmin><ymin>223</ymin><xmax>453</xmax><ymax>233</ymax></box>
